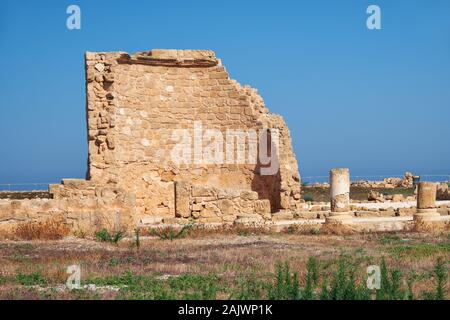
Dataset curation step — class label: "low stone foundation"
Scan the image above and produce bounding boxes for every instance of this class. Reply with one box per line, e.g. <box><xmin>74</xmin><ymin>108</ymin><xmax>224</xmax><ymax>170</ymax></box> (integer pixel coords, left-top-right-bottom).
<box><xmin>1</xmin><ymin>180</ymin><xmax>449</xmax><ymax>236</ymax></box>
<box><xmin>0</xmin><ymin>179</ymin><xmax>136</xmax><ymax>234</ymax></box>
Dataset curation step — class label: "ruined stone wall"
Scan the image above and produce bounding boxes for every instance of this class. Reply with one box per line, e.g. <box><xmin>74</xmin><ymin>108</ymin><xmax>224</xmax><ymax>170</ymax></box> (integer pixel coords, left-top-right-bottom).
<box><xmin>0</xmin><ymin>179</ymin><xmax>135</xmax><ymax>233</ymax></box>
<box><xmin>0</xmin><ymin>49</ymin><xmax>302</xmax><ymax>235</ymax></box>
<box><xmin>85</xmin><ymin>49</ymin><xmax>301</xmax><ymax>221</ymax></box>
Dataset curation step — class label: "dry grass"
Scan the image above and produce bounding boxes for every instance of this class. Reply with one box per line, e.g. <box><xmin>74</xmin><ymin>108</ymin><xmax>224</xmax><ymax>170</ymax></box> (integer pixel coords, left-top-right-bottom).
<box><xmin>142</xmin><ymin>223</ymin><xmax>272</xmax><ymax>239</ymax></box>
<box><xmin>0</xmin><ymin>230</ymin><xmax>448</xmax><ymax>299</ymax></box>
<box><xmin>13</xmin><ymin>217</ymin><xmax>70</xmax><ymax>240</ymax></box>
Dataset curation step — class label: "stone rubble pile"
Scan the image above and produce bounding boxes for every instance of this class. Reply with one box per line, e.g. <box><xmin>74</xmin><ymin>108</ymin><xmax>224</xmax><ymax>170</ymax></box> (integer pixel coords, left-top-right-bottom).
<box><xmin>352</xmin><ymin>172</ymin><xmax>417</xmax><ymax>189</ymax></box>
<box><xmin>437</xmin><ymin>183</ymin><xmax>450</xmax><ymax>200</ymax></box>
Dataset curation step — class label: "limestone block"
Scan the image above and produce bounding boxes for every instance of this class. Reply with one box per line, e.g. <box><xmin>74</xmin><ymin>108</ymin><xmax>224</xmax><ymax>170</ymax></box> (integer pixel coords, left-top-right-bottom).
<box><xmin>222</xmin><ymin>215</ymin><xmax>238</xmax><ymax>223</ymax></box>
<box><xmin>437</xmin><ymin>208</ymin><xmax>450</xmax><ymax>216</ymax></box>
<box><xmin>95</xmin><ymin>63</ymin><xmax>105</xmax><ymax>72</ymax></box>
<box><xmin>355</xmin><ymin>210</ymin><xmax>395</xmax><ymax>218</ymax></box>
<box><xmin>67</xmin><ymin>211</ymin><xmax>91</xmax><ymax>221</ymax></box>
<box><xmin>217</xmin><ymin>188</ymin><xmax>242</xmax><ymax>199</ymax></box>
<box><xmin>200</xmin><ymin>203</ymin><xmax>220</xmax><ymax>217</ymax></box>
<box><xmin>280</xmin><ymin>196</ymin><xmax>291</xmax><ymax>210</ymax></box>
<box><xmin>175</xmin><ymin>181</ymin><xmax>191</xmax><ymax>218</ymax></box>
<box><xmin>392</xmin><ymin>194</ymin><xmax>404</xmax><ymax>202</ymax></box>
<box><xmin>235</xmin><ymin>200</ymin><xmax>255</xmax><ymax>215</ymax></box>
<box><xmin>193</xmin><ymin>196</ymin><xmax>217</xmax><ymax>203</ymax></box>
<box><xmin>310</xmin><ymin>205</ymin><xmax>322</xmax><ymax>212</ymax></box>
<box><xmin>294</xmin><ymin>211</ymin><xmax>319</xmax><ymax>219</ymax></box>
<box><xmin>62</xmin><ymin>179</ymin><xmax>91</xmax><ymax>189</ymax></box>
<box><xmin>253</xmin><ymin>199</ymin><xmax>271</xmax><ymax>219</ymax></box>
<box><xmin>197</xmin><ymin>217</ymin><xmax>223</xmax><ymax>223</ymax></box>
<box><xmin>234</xmin><ymin>214</ymin><xmax>264</xmax><ymax>226</ymax></box>
<box><xmin>395</xmin><ymin>207</ymin><xmax>415</xmax><ymax>216</ymax></box>
<box><xmin>192</xmin><ymin>185</ymin><xmax>218</xmax><ymax>198</ymax></box>
<box><xmin>140</xmin><ymin>216</ymin><xmax>165</xmax><ymax>225</ymax></box>
<box><xmin>48</xmin><ymin>184</ymin><xmax>64</xmax><ymax>199</ymax></box>
<box><xmin>191</xmin><ymin>203</ymin><xmax>203</xmax><ymax>211</ymax></box>
<box><xmin>216</xmin><ymin>199</ymin><xmax>235</xmax><ymax>215</ymax></box>
<box><xmin>240</xmin><ymin>190</ymin><xmax>259</xmax><ymax>201</ymax></box>
<box><xmin>162</xmin><ymin>217</ymin><xmax>190</xmax><ymax>225</ymax></box>
<box><xmin>272</xmin><ymin>211</ymin><xmax>294</xmax><ymax>221</ymax></box>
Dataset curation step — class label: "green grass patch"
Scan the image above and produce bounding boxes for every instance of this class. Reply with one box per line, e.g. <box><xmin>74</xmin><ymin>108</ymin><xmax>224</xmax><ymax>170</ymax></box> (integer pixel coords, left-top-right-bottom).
<box><xmin>389</xmin><ymin>242</ymin><xmax>450</xmax><ymax>259</ymax></box>
<box><xmin>378</xmin><ymin>234</ymin><xmax>403</xmax><ymax>245</ymax></box>
<box><xmin>85</xmin><ymin>256</ymin><xmax>448</xmax><ymax>300</ymax></box>
<box><xmin>15</xmin><ymin>272</ymin><xmax>47</xmax><ymax>286</ymax></box>
<box><xmin>86</xmin><ymin>272</ymin><xmax>219</xmax><ymax>300</ymax></box>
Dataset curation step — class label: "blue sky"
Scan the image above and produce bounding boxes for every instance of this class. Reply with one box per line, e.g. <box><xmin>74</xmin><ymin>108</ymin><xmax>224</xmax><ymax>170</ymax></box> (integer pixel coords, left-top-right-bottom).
<box><xmin>0</xmin><ymin>0</ymin><xmax>449</xmax><ymax>187</ymax></box>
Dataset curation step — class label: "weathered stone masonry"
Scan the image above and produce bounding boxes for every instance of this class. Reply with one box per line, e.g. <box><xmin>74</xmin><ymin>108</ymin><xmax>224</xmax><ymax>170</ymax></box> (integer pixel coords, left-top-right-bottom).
<box><xmin>0</xmin><ymin>49</ymin><xmax>302</xmax><ymax>232</ymax></box>
<box><xmin>84</xmin><ymin>49</ymin><xmax>302</xmax><ymax>225</ymax></box>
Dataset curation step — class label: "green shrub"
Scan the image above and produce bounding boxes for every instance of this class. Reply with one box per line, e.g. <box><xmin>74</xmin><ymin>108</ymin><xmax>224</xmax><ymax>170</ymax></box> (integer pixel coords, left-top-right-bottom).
<box><xmin>151</xmin><ymin>224</ymin><xmax>192</xmax><ymax>241</ymax></box>
<box><xmin>319</xmin><ymin>257</ymin><xmax>371</xmax><ymax>300</ymax></box>
<box><xmin>232</xmin><ymin>275</ymin><xmax>265</xmax><ymax>300</ymax></box>
<box><xmin>95</xmin><ymin>229</ymin><xmax>124</xmax><ymax>243</ymax></box>
<box><xmin>422</xmin><ymin>257</ymin><xmax>447</xmax><ymax>300</ymax></box>
<box><xmin>108</xmin><ymin>257</ymin><xmax>120</xmax><ymax>267</ymax></box>
<box><xmin>302</xmin><ymin>256</ymin><xmax>319</xmax><ymax>299</ymax></box>
<box><xmin>376</xmin><ymin>258</ymin><xmax>404</xmax><ymax>300</ymax></box>
<box><xmin>434</xmin><ymin>257</ymin><xmax>447</xmax><ymax>300</ymax></box>
<box><xmin>16</xmin><ymin>272</ymin><xmax>46</xmax><ymax>286</ymax></box>
<box><xmin>267</xmin><ymin>262</ymin><xmax>300</xmax><ymax>300</ymax></box>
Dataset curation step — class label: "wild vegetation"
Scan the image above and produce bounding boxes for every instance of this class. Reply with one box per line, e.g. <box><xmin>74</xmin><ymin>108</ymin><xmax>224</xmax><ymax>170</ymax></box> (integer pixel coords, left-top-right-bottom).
<box><xmin>0</xmin><ymin>229</ymin><xmax>448</xmax><ymax>300</ymax></box>
<box><xmin>13</xmin><ymin>217</ymin><xmax>70</xmax><ymax>240</ymax></box>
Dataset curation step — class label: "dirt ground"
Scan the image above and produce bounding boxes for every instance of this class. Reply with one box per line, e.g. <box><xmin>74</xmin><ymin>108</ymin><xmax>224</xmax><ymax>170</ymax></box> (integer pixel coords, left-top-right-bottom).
<box><xmin>0</xmin><ymin>229</ymin><xmax>448</xmax><ymax>300</ymax></box>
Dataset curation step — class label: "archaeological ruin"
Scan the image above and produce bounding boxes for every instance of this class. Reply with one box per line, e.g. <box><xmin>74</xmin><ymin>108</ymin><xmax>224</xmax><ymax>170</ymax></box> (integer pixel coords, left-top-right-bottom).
<box><xmin>0</xmin><ymin>49</ymin><xmax>449</xmax><ymax>235</ymax></box>
<box><xmin>0</xmin><ymin>49</ymin><xmax>302</xmax><ymax>233</ymax></box>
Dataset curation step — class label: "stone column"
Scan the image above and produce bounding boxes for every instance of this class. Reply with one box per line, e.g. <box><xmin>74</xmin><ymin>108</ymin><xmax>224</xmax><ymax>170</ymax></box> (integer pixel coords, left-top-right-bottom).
<box><xmin>414</xmin><ymin>182</ymin><xmax>440</xmax><ymax>221</ymax></box>
<box><xmin>326</xmin><ymin>168</ymin><xmax>353</xmax><ymax>224</ymax></box>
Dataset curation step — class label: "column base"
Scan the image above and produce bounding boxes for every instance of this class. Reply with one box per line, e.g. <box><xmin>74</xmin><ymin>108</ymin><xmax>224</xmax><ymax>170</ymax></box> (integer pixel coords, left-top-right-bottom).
<box><xmin>413</xmin><ymin>208</ymin><xmax>441</xmax><ymax>222</ymax></box>
<box><xmin>325</xmin><ymin>212</ymin><xmax>353</xmax><ymax>224</ymax></box>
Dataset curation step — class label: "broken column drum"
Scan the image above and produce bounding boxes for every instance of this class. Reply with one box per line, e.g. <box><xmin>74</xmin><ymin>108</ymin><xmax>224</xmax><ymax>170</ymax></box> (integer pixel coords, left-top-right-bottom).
<box><xmin>414</xmin><ymin>182</ymin><xmax>440</xmax><ymax>221</ymax></box>
<box><xmin>326</xmin><ymin>168</ymin><xmax>353</xmax><ymax>224</ymax></box>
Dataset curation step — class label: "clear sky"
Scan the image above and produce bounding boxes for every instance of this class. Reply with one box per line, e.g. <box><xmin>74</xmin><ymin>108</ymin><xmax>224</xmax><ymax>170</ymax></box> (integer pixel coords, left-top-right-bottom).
<box><xmin>0</xmin><ymin>0</ymin><xmax>449</xmax><ymax>187</ymax></box>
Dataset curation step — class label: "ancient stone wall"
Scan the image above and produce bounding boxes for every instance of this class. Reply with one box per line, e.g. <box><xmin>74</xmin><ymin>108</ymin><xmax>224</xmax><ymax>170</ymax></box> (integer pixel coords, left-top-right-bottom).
<box><xmin>84</xmin><ymin>49</ymin><xmax>302</xmax><ymax>221</ymax></box>
<box><xmin>0</xmin><ymin>49</ymin><xmax>302</xmax><ymax>234</ymax></box>
<box><xmin>0</xmin><ymin>179</ymin><xmax>135</xmax><ymax>233</ymax></box>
